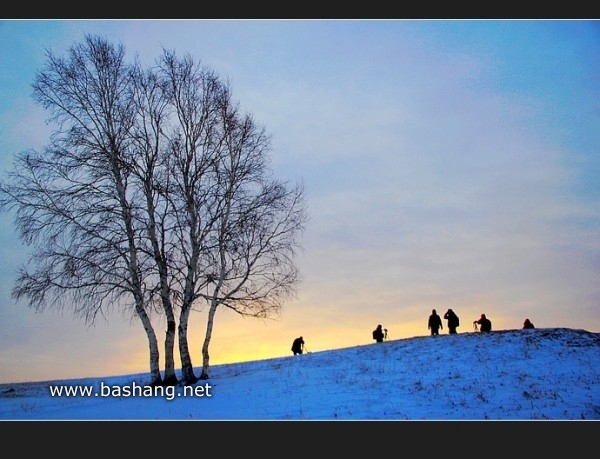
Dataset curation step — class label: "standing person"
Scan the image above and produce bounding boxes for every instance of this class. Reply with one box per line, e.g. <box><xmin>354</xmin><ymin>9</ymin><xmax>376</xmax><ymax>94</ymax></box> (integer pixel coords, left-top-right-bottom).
<box><xmin>523</xmin><ymin>318</ymin><xmax>535</xmax><ymax>329</ymax></box>
<box><xmin>372</xmin><ymin>324</ymin><xmax>385</xmax><ymax>343</ymax></box>
<box><xmin>473</xmin><ymin>313</ymin><xmax>492</xmax><ymax>332</ymax></box>
<box><xmin>428</xmin><ymin>309</ymin><xmax>443</xmax><ymax>336</ymax></box>
<box><xmin>444</xmin><ymin>308</ymin><xmax>460</xmax><ymax>334</ymax></box>
<box><xmin>291</xmin><ymin>336</ymin><xmax>305</xmax><ymax>355</ymax></box>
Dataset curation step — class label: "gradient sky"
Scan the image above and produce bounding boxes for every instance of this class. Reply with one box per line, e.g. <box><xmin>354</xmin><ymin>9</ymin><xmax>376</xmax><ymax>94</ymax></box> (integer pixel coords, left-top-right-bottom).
<box><xmin>0</xmin><ymin>20</ymin><xmax>599</xmax><ymax>384</ymax></box>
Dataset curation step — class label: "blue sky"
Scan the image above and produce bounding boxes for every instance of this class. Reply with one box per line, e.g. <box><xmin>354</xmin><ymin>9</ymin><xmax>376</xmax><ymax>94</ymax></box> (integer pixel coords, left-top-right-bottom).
<box><xmin>0</xmin><ymin>20</ymin><xmax>599</xmax><ymax>384</ymax></box>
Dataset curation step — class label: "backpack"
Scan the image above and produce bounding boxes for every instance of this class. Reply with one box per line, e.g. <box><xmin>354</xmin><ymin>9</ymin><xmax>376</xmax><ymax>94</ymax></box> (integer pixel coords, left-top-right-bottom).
<box><xmin>372</xmin><ymin>330</ymin><xmax>377</xmax><ymax>340</ymax></box>
<box><xmin>455</xmin><ymin>315</ymin><xmax>460</xmax><ymax>327</ymax></box>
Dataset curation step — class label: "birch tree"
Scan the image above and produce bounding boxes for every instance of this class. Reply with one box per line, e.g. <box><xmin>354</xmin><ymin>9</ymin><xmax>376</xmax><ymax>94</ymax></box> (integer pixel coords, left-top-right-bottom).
<box><xmin>0</xmin><ymin>35</ymin><xmax>165</xmax><ymax>385</ymax></box>
<box><xmin>156</xmin><ymin>51</ymin><xmax>225</xmax><ymax>384</ymax></box>
<box><xmin>156</xmin><ymin>50</ymin><xmax>307</xmax><ymax>382</ymax></box>
<box><xmin>196</xmin><ymin>88</ymin><xmax>307</xmax><ymax>380</ymax></box>
<box><xmin>127</xmin><ymin>62</ymin><xmax>180</xmax><ymax>385</ymax></box>
<box><xmin>0</xmin><ymin>36</ymin><xmax>308</xmax><ymax>385</ymax></box>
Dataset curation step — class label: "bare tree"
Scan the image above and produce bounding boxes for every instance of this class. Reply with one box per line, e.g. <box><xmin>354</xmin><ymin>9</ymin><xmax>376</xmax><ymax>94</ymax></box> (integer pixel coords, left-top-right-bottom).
<box><xmin>196</xmin><ymin>93</ymin><xmax>307</xmax><ymax>379</ymax></box>
<box><xmin>0</xmin><ymin>35</ymin><xmax>165</xmax><ymax>385</ymax></box>
<box><xmin>156</xmin><ymin>50</ymin><xmax>307</xmax><ymax>382</ymax></box>
<box><xmin>156</xmin><ymin>51</ymin><xmax>225</xmax><ymax>384</ymax></box>
<box><xmin>0</xmin><ymin>36</ymin><xmax>307</xmax><ymax>386</ymax></box>
<box><xmin>128</xmin><ymin>62</ymin><xmax>181</xmax><ymax>385</ymax></box>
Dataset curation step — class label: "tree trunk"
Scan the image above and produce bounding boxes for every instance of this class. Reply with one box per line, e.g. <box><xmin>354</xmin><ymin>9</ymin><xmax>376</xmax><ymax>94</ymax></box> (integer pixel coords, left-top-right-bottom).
<box><xmin>136</xmin><ymin>305</ymin><xmax>162</xmax><ymax>386</ymax></box>
<box><xmin>178</xmin><ymin>304</ymin><xmax>198</xmax><ymax>384</ymax></box>
<box><xmin>199</xmin><ymin>301</ymin><xmax>218</xmax><ymax>380</ymax></box>
<box><xmin>163</xmin><ymin>319</ymin><xmax>178</xmax><ymax>386</ymax></box>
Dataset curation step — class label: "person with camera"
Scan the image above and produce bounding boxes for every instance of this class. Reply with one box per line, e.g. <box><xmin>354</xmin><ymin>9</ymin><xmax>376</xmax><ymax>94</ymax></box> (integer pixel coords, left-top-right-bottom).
<box><xmin>473</xmin><ymin>313</ymin><xmax>492</xmax><ymax>332</ymax></box>
<box><xmin>291</xmin><ymin>336</ymin><xmax>305</xmax><ymax>355</ymax></box>
<box><xmin>443</xmin><ymin>308</ymin><xmax>460</xmax><ymax>334</ymax></box>
<box><xmin>372</xmin><ymin>324</ymin><xmax>385</xmax><ymax>343</ymax></box>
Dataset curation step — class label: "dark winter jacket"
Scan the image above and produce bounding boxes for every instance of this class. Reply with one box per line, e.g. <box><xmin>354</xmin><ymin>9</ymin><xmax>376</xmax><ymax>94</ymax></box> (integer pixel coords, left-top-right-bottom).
<box><xmin>523</xmin><ymin>319</ymin><xmax>535</xmax><ymax>329</ymax></box>
<box><xmin>372</xmin><ymin>326</ymin><xmax>384</xmax><ymax>343</ymax></box>
<box><xmin>428</xmin><ymin>314</ymin><xmax>443</xmax><ymax>331</ymax></box>
<box><xmin>444</xmin><ymin>310</ymin><xmax>459</xmax><ymax>329</ymax></box>
<box><xmin>291</xmin><ymin>337</ymin><xmax>304</xmax><ymax>354</ymax></box>
<box><xmin>475</xmin><ymin>317</ymin><xmax>492</xmax><ymax>332</ymax></box>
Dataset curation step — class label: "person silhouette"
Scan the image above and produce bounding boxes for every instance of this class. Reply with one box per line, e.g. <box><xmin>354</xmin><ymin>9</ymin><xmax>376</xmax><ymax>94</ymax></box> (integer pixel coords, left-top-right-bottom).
<box><xmin>444</xmin><ymin>308</ymin><xmax>460</xmax><ymax>334</ymax></box>
<box><xmin>428</xmin><ymin>309</ymin><xmax>443</xmax><ymax>336</ymax></box>
<box><xmin>473</xmin><ymin>313</ymin><xmax>492</xmax><ymax>332</ymax></box>
<box><xmin>523</xmin><ymin>318</ymin><xmax>535</xmax><ymax>329</ymax></box>
<box><xmin>291</xmin><ymin>336</ymin><xmax>305</xmax><ymax>355</ymax></box>
<box><xmin>372</xmin><ymin>324</ymin><xmax>385</xmax><ymax>343</ymax></box>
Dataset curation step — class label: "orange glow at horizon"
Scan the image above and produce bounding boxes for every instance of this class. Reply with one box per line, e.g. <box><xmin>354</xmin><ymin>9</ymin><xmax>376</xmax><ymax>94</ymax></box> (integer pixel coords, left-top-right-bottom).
<box><xmin>117</xmin><ymin>302</ymin><xmax>537</xmax><ymax>380</ymax></box>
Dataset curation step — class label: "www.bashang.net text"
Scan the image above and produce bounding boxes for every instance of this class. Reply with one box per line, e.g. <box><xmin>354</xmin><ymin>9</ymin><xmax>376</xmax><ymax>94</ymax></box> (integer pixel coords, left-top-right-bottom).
<box><xmin>48</xmin><ymin>381</ymin><xmax>212</xmax><ymax>401</ymax></box>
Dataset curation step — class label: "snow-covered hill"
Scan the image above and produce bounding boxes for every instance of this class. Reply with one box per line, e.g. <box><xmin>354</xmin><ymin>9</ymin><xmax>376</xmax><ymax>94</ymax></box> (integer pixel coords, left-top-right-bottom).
<box><xmin>1</xmin><ymin>327</ymin><xmax>599</xmax><ymax>420</ymax></box>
